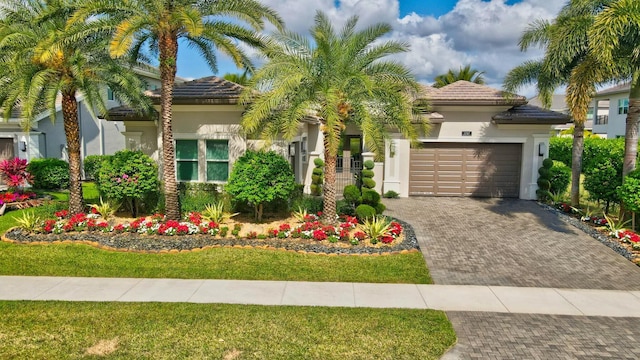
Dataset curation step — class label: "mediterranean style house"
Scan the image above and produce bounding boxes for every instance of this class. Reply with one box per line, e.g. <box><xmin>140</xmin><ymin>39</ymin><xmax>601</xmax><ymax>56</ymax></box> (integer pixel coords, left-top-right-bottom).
<box><xmin>106</xmin><ymin>77</ymin><xmax>569</xmax><ymax>200</ymax></box>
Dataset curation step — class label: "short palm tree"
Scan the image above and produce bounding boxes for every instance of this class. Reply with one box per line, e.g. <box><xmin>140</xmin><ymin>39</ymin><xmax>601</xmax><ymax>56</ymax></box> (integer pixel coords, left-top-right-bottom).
<box><xmin>241</xmin><ymin>11</ymin><xmax>425</xmax><ymax>221</ymax></box>
<box><xmin>0</xmin><ymin>0</ymin><xmax>151</xmax><ymax>215</ymax></box>
<box><xmin>73</xmin><ymin>0</ymin><xmax>284</xmax><ymax>220</ymax></box>
<box><xmin>433</xmin><ymin>65</ymin><xmax>485</xmax><ymax>88</ymax></box>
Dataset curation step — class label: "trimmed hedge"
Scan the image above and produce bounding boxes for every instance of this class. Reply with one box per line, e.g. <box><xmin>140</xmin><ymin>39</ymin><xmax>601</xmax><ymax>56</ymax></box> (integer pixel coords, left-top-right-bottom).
<box><xmin>27</xmin><ymin>158</ymin><xmax>70</xmax><ymax>190</ymax></box>
<box><xmin>83</xmin><ymin>155</ymin><xmax>112</xmax><ymax>180</ymax></box>
<box><xmin>549</xmin><ymin>137</ymin><xmax>626</xmax><ymax>175</ymax></box>
<box><xmin>549</xmin><ymin>161</ymin><xmax>571</xmax><ymax>195</ymax></box>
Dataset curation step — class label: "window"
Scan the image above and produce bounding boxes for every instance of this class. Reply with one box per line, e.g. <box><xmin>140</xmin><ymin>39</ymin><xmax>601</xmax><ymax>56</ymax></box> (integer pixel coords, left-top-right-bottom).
<box><xmin>206</xmin><ymin>140</ymin><xmax>229</xmax><ymax>181</ymax></box>
<box><xmin>176</xmin><ymin>140</ymin><xmax>198</xmax><ymax>181</ymax></box>
<box><xmin>619</xmin><ymin>99</ymin><xmax>629</xmax><ymax>115</ymax></box>
<box><xmin>107</xmin><ymin>87</ymin><xmax>114</xmax><ymax>101</ymax></box>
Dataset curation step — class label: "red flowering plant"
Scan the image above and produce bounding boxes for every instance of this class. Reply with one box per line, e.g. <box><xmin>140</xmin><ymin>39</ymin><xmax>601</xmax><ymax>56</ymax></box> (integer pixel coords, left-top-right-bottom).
<box><xmin>312</xmin><ymin>229</ymin><xmax>327</xmax><ymax>241</ymax></box>
<box><xmin>55</xmin><ymin>210</ymin><xmax>69</xmax><ymax>219</ymax></box>
<box><xmin>0</xmin><ymin>158</ymin><xmax>33</xmax><ymax>191</ymax></box>
<box><xmin>616</xmin><ymin>230</ymin><xmax>640</xmax><ymax>250</ymax></box>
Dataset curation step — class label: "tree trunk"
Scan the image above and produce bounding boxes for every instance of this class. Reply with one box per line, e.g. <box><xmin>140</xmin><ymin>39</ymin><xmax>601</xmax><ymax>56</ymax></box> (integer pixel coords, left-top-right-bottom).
<box><xmin>61</xmin><ymin>92</ymin><xmax>84</xmax><ymax>215</ymax></box>
<box><xmin>623</xmin><ymin>74</ymin><xmax>640</xmax><ymax>177</ymax></box>
<box><xmin>570</xmin><ymin>121</ymin><xmax>585</xmax><ymax>207</ymax></box>
<box><xmin>322</xmin><ymin>133</ymin><xmax>337</xmax><ymax>224</ymax></box>
<box><xmin>159</xmin><ymin>33</ymin><xmax>180</xmax><ymax>221</ymax></box>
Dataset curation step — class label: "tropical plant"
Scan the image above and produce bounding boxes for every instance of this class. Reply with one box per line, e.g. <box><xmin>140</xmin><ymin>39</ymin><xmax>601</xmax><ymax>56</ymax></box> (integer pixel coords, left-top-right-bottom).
<box><xmin>201</xmin><ymin>201</ymin><xmax>238</xmax><ymax>224</ymax></box>
<box><xmin>359</xmin><ymin>216</ymin><xmax>391</xmax><ymax>243</ymax></box>
<box><xmin>433</xmin><ymin>65</ymin><xmax>485</xmax><ymax>88</ymax></box>
<box><xmin>72</xmin><ymin>0</ymin><xmax>284</xmax><ymax>221</ymax></box>
<box><xmin>0</xmin><ymin>0</ymin><xmax>152</xmax><ymax>215</ymax></box>
<box><xmin>241</xmin><ymin>11</ymin><xmax>425</xmax><ymax>223</ymax></box>
<box><xmin>603</xmin><ymin>212</ymin><xmax>631</xmax><ymax>235</ymax></box>
<box><xmin>226</xmin><ymin>150</ymin><xmax>296</xmax><ymax>222</ymax></box>
<box><xmin>0</xmin><ymin>158</ymin><xmax>33</xmax><ymax>190</ymax></box>
<box><xmin>15</xmin><ymin>210</ymin><xmax>40</xmax><ymax>232</ymax></box>
<box><xmin>223</xmin><ymin>70</ymin><xmax>251</xmax><ymax>86</ymax></box>
<box><xmin>89</xmin><ymin>197</ymin><xmax>120</xmax><ymax>220</ymax></box>
<box><xmin>292</xmin><ymin>206</ymin><xmax>310</xmax><ymax>223</ymax></box>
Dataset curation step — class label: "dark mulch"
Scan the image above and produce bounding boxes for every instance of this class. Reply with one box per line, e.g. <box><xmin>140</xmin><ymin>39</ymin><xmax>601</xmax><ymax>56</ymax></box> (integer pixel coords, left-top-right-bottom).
<box><xmin>3</xmin><ymin>218</ymin><xmax>419</xmax><ymax>255</ymax></box>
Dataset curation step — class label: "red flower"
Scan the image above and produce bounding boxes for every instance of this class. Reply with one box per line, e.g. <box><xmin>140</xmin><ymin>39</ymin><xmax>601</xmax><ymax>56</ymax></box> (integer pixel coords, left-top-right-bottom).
<box><xmin>43</xmin><ymin>219</ymin><xmax>56</xmax><ymax>233</ymax></box>
<box><xmin>268</xmin><ymin>229</ymin><xmax>279</xmax><ymax>237</ymax></box>
<box><xmin>353</xmin><ymin>231</ymin><xmax>366</xmax><ymax>241</ymax></box>
<box><xmin>113</xmin><ymin>224</ymin><xmax>126</xmax><ymax>233</ymax></box>
<box><xmin>339</xmin><ymin>229</ymin><xmax>350</xmax><ymax>241</ymax></box>
<box><xmin>312</xmin><ymin>229</ymin><xmax>327</xmax><ymax>241</ymax></box>
<box><xmin>380</xmin><ymin>235</ymin><xmax>394</xmax><ymax>244</ymax></box>
<box><xmin>188</xmin><ymin>212</ymin><xmax>202</xmax><ymax>225</ymax></box>
<box><xmin>321</xmin><ymin>225</ymin><xmax>336</xmax><ymax>235</ymax></box>
<box><xmin>63</xmin><ymin>223</ymin><xmax>74</xmax><ymax>232</ymax></box>
<box><xmin>176</xmin><ymin>224</ymin><xmax>189</xmax><ymax>235</ymax></box>
<box><xmin>55</xmin><ymin>210</ymin><xmax>69</xmax><ymax>218</ymax></box>
<box><xmin>279</xmin><ymin>223</ymin><xmax>291</xmax><ymax>232</ymax></box>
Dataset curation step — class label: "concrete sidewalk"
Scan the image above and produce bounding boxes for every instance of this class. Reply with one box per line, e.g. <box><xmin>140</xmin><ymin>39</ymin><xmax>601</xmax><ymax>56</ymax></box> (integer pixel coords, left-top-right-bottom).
<box><xmin>2</xmin><ymin>276</ymin><xmax>640</xmax><ymax>317</ymax></box>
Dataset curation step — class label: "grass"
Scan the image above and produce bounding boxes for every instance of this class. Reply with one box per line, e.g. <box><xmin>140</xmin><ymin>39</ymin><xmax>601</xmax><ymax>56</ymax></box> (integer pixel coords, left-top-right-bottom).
<box><xmin>0</xmin><ymin>301</ymin><xmax>456</xmax><ymax>359</ymax></box>
<box><xmin>0</xmin><ymin>242</ymin><xmax>431</xmax><ymax>283</ymax></box>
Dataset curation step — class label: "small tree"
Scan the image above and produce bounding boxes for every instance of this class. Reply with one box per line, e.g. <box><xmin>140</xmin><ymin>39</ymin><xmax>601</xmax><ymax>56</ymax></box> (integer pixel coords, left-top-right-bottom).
<box><xmin>584</xmin><ymin>160</ymin><xmax>622</xmax><ymax>213</ymax></box>
<box><xmin>310</xmin><ymin>158</ymin><xmax>324</xmax><ymax>196</ymax></box>
<box><xmin>226</xmin><ymin>151</ymin><xmax>295</xmax><ymax>222</ymax></box>
<box><xmin>619</xmin><ymin>169</ymin><xmax>640</xmax><ymax>230</ymax></box>
<box><xmin>97</xmin><ymin>150</ymin><xmax>159</xmax><ymax>217</ymax></box>
<box><xmin>536</xmin><ymin>158</ymin><xmax>554</xmax><ymax>202</ymax></box>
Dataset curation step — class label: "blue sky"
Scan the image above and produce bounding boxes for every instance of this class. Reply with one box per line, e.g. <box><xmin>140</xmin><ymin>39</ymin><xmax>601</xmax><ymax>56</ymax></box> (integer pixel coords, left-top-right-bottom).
<box><xmin>175</xmin><ymin>0</ymin><xmax>563</xmax><ymax>95</ymax></box>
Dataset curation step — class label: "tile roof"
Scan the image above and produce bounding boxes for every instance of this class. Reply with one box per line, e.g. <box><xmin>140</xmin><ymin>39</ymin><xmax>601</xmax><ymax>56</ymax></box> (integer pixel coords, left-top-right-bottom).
<box><xmin>492</xmin><ymin>105</ymin><xmax>572</xmax><ymax>125</ymax></box>
<box><xmin>148</xmin><ymin>76</ymin><xmax>244</xmax><ymax>105</ymax></box>
<box><xmin>528</xmin><ymin>94</ymin><xmax>568</xmax><ymax>112</ymax></box>
<box><xmin>418</xmin><ymin>81</ymin><xmax>527</xmax><ymax>106</ymax></box>
<box><xmin>596</xmin><ymin>83</ymin><xmax>631</xmax><ymax>96</ymax></box>
<box><xmin>102</xmin><ymin>106</ymin><xmax>156</xmax><ymax>121</ymax></box>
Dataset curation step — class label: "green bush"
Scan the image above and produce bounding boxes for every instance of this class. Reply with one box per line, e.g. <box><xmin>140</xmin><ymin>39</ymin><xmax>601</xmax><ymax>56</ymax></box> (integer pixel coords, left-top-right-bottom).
<box><xmin>549</xmin><ymin>137</ymin><xmax>627</xmax><ymax>175</ymax></box>
<box><xmin>361</xmin><ymin>188</ymin><xmax>381</xmax><ymax>206</ymax></box>
<box><xmin>383</xmin><ymin>190</ymin><xmax>399</xmax><ymax>199</ymax></box>
<box><xmin>619</xmin><ymin>169</ymin><xmax>640</xmax><ymax>215</ymax></box>
<box><xmin>549</xmin><ymin>161</ymin><xmax>571</xmax><ymax>195</ymax></box>
<box><xmin>27</xmin><ymin>158</ymin><xmax>70</xmax><ymax>190</ymax></box>
<box><xmin>96</xmin><ymin>150</ymin><xmax>159</xmax><ymax>217</ymax></box>
<box><xmin>583</xmin><ymin>159</ymin><xmax>621</xmax><ymax>213</ymax></box>
<box><xmin>536</xmin><ymin>158</ymin><xmax>553</xmax><ymax>202</ymax></box>
<box><xmin>361</xmin><ymin>169</ymin><xmax>374</xmax><ymax>178</ymax></box>
<box><xmin>83</xmin><ymin>155</ymin><xmax>112</xmax><ymax>181</ymax></box>
<box><xmin>355</xmin><ymin>204</ymin><xmax>376</xmax><ymax>221</ymax></box>
<box><xmin>336</xmin><ymin>199</ymin><xmax>355</xmax><ymax>216</ymax></box>
<box><xmin>311</xmin><ymin>157</ymin><xmax>324</xmax><ymax>196</ymax></box>
<box><xmin>362</xmin><ymin>177</ymin><xmax>376</xmax><ymax>189</ymax></box>
<box><xmin>363</xmin><ymin>160</ymin><xmax>375</xmax><ymax>170</ymax></box>
<box><xmin>291</xmin><ymin>195</ymin><xmax>324</xmax><ymax>214</ymax></box>
<box><xmin>343</xmin><ymin>185</ymin><xmax>361</xmax><ymax>205</ymax></box>
<box><xmin>375</xmin><ymin>202</ymin><xmax>386</xmax><ymax>214</ymax></box>
<box><xmin>226</xmin><ymin>150</ymin><xmax>295</xmax><ymax>222</ymax></box>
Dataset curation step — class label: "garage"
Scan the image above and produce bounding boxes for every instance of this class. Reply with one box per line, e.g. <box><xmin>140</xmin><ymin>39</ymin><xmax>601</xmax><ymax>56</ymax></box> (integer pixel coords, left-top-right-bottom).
<box><xmin>409</xmin><ymin>142</ymin><xmax>522</xmax><ymax>197</ymax></box>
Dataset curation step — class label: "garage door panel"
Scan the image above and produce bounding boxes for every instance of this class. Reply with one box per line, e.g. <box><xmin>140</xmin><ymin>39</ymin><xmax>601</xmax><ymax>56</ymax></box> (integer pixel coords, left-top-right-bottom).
<box><xmin>409</xmin><ymin>143</ymin><xmax>521</xmax><ymax>198</ymax></box>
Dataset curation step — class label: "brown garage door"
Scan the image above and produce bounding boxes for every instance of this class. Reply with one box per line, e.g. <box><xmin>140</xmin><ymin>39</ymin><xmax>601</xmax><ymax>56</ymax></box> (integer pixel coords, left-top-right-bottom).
<box><xmin>409</xmin><ymin>143</ymin><xmax>522</xmax><ymax>197</ymax></box>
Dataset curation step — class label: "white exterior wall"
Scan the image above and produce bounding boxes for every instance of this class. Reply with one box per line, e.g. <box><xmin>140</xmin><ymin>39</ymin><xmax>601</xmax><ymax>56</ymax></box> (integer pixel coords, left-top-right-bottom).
<box><xmin>383</xmin><ymin>106</ymin><xmax>552</xmax><ymax>200</ymax></box>
<box><xmin>593</xmin><ymin>93</ymin><xmax>628</xmax><ymax>138</ymax></box>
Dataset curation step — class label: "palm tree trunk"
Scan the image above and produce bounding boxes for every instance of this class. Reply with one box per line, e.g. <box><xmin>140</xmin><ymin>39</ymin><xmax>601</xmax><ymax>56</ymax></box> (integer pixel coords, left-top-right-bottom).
<box><xmin>623</xmin><ymin>75</ymin><xmax>640</xmax><ymax>177</ymax></box>
<box><xmin>61</xmin><ymin>92</ymin><xmax>84</xmax><ymax>215</ymax></box>
<box><xmin>322</xmin><ymin>133</ymin><xmax>337</xmax><ymax>224</ymax></box>
<box><xmin>159</xmin><ymin>33</ymin><xmax>180</xmax><ymax>221</ymax></box>
<box><xmin>571</xmin><ymin>121</ymin><xmax>585</xmax><ymax>207</ymax></box>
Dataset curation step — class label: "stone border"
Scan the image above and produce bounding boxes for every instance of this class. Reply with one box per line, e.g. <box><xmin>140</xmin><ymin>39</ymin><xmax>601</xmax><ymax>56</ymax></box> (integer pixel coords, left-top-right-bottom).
<box><xmin>1</xmin><ymin>218</ymin><xmax>420</xmax><ymax>257</ymax></box>
<box><xmin>538</xmin><ymin>202</ymin><xmax>637</xmax><ymax>262</ymax></box>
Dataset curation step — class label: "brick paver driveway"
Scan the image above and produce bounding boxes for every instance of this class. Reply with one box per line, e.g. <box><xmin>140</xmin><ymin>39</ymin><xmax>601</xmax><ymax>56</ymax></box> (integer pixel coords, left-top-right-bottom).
<box><xmin>385</xmin><ymin>197</ymin><xmax>640</xmax><ymax>290</ymax></box>
<box><xmin>385</xmin><ymin>197</ymin><xmax>640</xmax><ymax>359</ymax></box>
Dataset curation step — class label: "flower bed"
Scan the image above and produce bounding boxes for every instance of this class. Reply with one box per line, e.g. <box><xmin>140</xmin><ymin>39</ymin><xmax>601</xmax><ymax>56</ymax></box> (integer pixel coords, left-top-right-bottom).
<box><xmin>4</xmin><ymin>211</ymin><xmax>419</xmax><ymax>255</ymax></box>
<box><xmin>545</xmin><ymin>202</ymin><xmax>640</xmax><ymax>264</ymax></box>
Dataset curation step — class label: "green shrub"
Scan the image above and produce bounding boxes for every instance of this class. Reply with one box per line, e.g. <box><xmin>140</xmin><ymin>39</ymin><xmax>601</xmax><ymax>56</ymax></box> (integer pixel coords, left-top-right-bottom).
<box><xmin>362</xmin><ymin>177</ymin><xmax>376</xmax><ymax>189</ymax></box>
<box><xmin>583</xmin><ymin>159</ymin><xmax>621</xmax><ymax>213</ymax></box>
<box><xmin>291</xmin><ymin>195</ymin><xmax>323</xmax><ymax>214</ymax></box>
<box><xmin>375</xmin><ymin>202</ymin><xmax>386</xmax><ymax>214</ymax></box>
<box><xmin>343</xmin><ymin>185</ymin><xmax>361</xmax><ymax>205</ymax></box>
<box><xmin>619</xmin><ymin>169</ymin><xmax>640</xmax><ymax>215</ymax></box>
<box><xmin>383</xmin><ymin>190</ymin><xmax>399</xmax><ymax>199</ymax></box>
<box><xmin>336</xmin><ymin>199</ymin><xmax>355</xmax><ymax>216</ymax></box>
<box><xmin>27</xmin><ymin>158</ymin><xmax>70</xmax><ymax>190</ymax></box>
<box><xmin>549</xmin><ymin>161</ymin><xmax>571</xmax><ymax>195</ymax></box>
<box><xmin>83</xmin><ymin>155</ymin><xmax>112</xmax><ymax>180</ymax></box>
<box><xmin>361</xmin><ymin>188</ymin><xmax>381</xmax><ymax>206</ymax></box>
<box><xmin>363</xmin><ymin>160</ymin><xmax>375</xmax><ymax>170</ymax></box>
<box><xmin>361</xmin><ymin>169</ymin><xmax>374</xmax><ymax>178</ymax></box>
<box><xmin>355</xmin><ymin>204</ymin><xmax>376</xmax><ymax>221</ymax></box>
<box><xmin>536</xmin><ymin>158</ymin><xmax>553</xmax><ymax>202</ymax></box>
<box><xmin>226</xmin><ymin>150</ymin><xmax>295</xmax><ymax>222</ymax></box>
<box><xmin>549</xmin><ymin>137</ymin><xmax>627</xmax><ymax>175</ymax></box>
<box><xmin>310</xmin><ymin>157</ymin><xmax>324</xmax><ymax>196</ymax></box>
<box><xmin>178</xmin><ymin>182</ymin><xmax>219</xmax><ymax>213</ymax></box>
<box><xmin>96</xmin><ymin>150</ymin><xmax>159</xmax><ymax>217</ymax></box>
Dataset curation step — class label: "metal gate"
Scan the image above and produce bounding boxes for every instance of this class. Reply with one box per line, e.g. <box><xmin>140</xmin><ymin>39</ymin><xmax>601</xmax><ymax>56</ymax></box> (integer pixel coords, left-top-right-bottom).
<box><xmin>336</xmin><ymin>155</ymin><xmax>362</xmax><ymax>197</ymax></box>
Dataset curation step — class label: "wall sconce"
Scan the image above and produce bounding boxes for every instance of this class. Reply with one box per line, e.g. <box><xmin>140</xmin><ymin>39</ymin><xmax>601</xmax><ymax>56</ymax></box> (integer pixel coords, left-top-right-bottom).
<box><xmin>19</xmin><ymin>141</ymin><xmax>26</xmax><ymax>152</ymax></box>
<box><xmin>538</xmin><ymin>142</ymin><xmax>546</xmax><ymax>157</ymax></box>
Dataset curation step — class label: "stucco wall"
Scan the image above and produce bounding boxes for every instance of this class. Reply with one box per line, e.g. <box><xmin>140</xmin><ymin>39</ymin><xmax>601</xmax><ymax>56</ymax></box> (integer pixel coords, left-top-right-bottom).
<box><xmin>593</xmin><ymin>93</ymin><xmax>628</xmax><ymax>138</ymax></box>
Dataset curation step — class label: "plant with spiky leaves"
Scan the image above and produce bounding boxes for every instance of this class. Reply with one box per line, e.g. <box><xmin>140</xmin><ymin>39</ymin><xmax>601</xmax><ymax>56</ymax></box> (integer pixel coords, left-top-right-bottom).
<box><xmin>72</xmin><ymin>0</ymin><xmax>284</xmax><ymax>221</ymax></box>
<box><xmin>0</xmin><ymin>0</ymin><xmax>152</xmax><ymax>215</ymax></box>
<box><xmin>241</xmin><ymin>11</ymin><xmax>427</xmax><ymax>223</ymax></box>
<box><xmin>433</xmin><ymin>65</ymin><xmax>485</xmax><ymax>88</ymax></box>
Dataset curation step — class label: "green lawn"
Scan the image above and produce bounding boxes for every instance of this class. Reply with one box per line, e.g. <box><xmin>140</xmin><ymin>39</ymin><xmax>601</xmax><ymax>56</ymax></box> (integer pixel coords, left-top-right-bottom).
<box><xmin>0</xmin><ymin>302</ymin><xmax>455</xmax><ymax>359</ymax></box>
<box><xmin>0</xmin><ymin>242</ymin><xmax>430</xmax><ymax>283</ymax></box>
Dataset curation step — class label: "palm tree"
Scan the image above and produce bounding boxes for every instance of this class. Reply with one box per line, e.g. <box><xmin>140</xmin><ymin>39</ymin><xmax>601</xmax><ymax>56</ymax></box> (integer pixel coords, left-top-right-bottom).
<box><xmin>241</xmin><ymin>11</ymin><xmax>425</xmax><ymax>222</ymax></box>
<box><xmin>73</xmin><ymin>0</ymin><xmax>284</xmax><ymax>221</ymax></box>
<box><xmin>433</xmin><ymin>65</ymin><xmax>485</xmax><ymax>88</ymax></box>
<box><xmin>503</xmin><ymin>1</ymin><xmax>603</xmax><ymax>206</ymax></box>
<box><xmin>0</xmin><ymin>0</ymin><xmax>151</xmax><ymax>215</ymax></box>
<box><xmin>588</xmin><ymin>0</ymin><xmax>640</xmax><ymax>177</ymax></box>
<box><xmin>223</xmin><ymin>70</ymin><xmax>251</xmax><ymax>86</ymax></box>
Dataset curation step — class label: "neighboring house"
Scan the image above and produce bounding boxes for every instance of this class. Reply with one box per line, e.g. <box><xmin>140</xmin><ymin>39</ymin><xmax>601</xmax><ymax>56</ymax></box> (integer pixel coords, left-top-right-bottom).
<box><xmin>107</xmin><ymin>78</ymin><xmax>569</xmax><ymax>200</ymax></box>
<box><xmin>591</xmin><ymin>83</ymin><xmax>631</xmax><ymax>138</ymax></box>
<box><xmin>0</xmin><ymin>65</ymin><xmax>185</xmax><ymax>172</ymax></box>
<box><xmin>528</xmin><ymin>94</ymin><xmax>598</xmax><ymax>135</ymax></box>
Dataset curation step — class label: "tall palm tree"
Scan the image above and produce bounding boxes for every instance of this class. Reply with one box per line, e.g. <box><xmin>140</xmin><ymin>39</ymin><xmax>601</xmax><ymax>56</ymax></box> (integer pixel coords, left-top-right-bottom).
<box><xmin>241</xmin><ymin>11</ymin><xmax>425</xmax><ymax>222</ymax></box>
<box><xmin>73</xmin><ymin>0</ymin><xmax>284</xmax><ymax>220</ymax></box>
<box><xmin>588</xmin><ymin>0</ymin><xmax>640</xmax><ymax>177</ymax></box>
<box><xmin>433</xmin><ymin>65</ymin><xmax>485</xmax><ymax>88</ymax></box>
<box><xmin>0</xmin><ymin>0</ymin><xmax>151</xmax><ymax>215</ymax></box>
<box><xmin>503</xmin><ymin>1</ymin><xmax>604</xmax><ymax>206</ymax></box>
